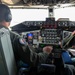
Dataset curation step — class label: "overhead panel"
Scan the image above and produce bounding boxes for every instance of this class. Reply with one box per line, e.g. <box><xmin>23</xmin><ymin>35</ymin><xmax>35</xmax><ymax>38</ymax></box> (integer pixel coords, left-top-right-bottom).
<box><xmin>0</xmin><ymin>0</ymin><xmax>72</xmax><ymax>6</ymax></box>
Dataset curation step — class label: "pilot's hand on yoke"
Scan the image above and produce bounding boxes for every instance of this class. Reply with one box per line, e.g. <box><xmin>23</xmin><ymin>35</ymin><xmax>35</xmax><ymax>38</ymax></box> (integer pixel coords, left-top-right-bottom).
<box><xmin>43</xmin><ymin>46</ymin><xmax>53</xmax><ymax>54</ymax></box>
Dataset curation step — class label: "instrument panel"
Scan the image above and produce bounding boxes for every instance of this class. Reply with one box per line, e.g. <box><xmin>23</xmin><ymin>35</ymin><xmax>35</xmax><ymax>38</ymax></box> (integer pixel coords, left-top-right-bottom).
<box><xmin>20</xmin><ymin>17</ymin><xmax>75</xmax><ymax>47</ymax></box>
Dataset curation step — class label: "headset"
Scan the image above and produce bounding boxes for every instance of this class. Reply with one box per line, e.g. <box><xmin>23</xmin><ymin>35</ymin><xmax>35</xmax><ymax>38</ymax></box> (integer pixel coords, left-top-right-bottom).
<box><xmin>0</xmin><ymin>4</ymin><xmax>12</xmax><ymax>22</ymax></box>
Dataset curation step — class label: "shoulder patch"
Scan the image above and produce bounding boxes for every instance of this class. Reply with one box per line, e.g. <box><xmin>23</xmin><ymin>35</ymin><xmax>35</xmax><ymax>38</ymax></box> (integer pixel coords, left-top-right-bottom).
<box><xmin>19</xmin><ymin>38</ymin><xmax>27</xmax><ymax>45</ymax></box>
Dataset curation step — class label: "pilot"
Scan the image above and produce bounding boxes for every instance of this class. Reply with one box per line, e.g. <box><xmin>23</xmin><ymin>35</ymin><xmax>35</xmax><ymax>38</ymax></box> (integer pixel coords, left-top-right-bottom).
<box><xmin>0</xmin><ymin>4</ymin><xmax>53</xmax><ymax>66</ymax></box>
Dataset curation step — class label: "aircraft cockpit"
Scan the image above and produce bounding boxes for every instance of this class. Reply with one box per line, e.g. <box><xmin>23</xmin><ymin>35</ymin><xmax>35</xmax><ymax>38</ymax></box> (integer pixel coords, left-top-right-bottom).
<box><xmin>11</xmin><ymin>17</ymin><xmax>75</xmax><ymax>75</ymax></box>
<box><xmin>0</xmin><ymin>0</ymin><xmax>75</xmax><ymax>75</ymax></box>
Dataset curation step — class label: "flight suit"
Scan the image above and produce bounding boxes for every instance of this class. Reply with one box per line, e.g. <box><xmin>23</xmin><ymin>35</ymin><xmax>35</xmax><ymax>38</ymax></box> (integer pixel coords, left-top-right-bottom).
<box><xmin>0</xmin><ymin>25</ymin><xmax>49</xmax><ymax>66</ymax></box>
